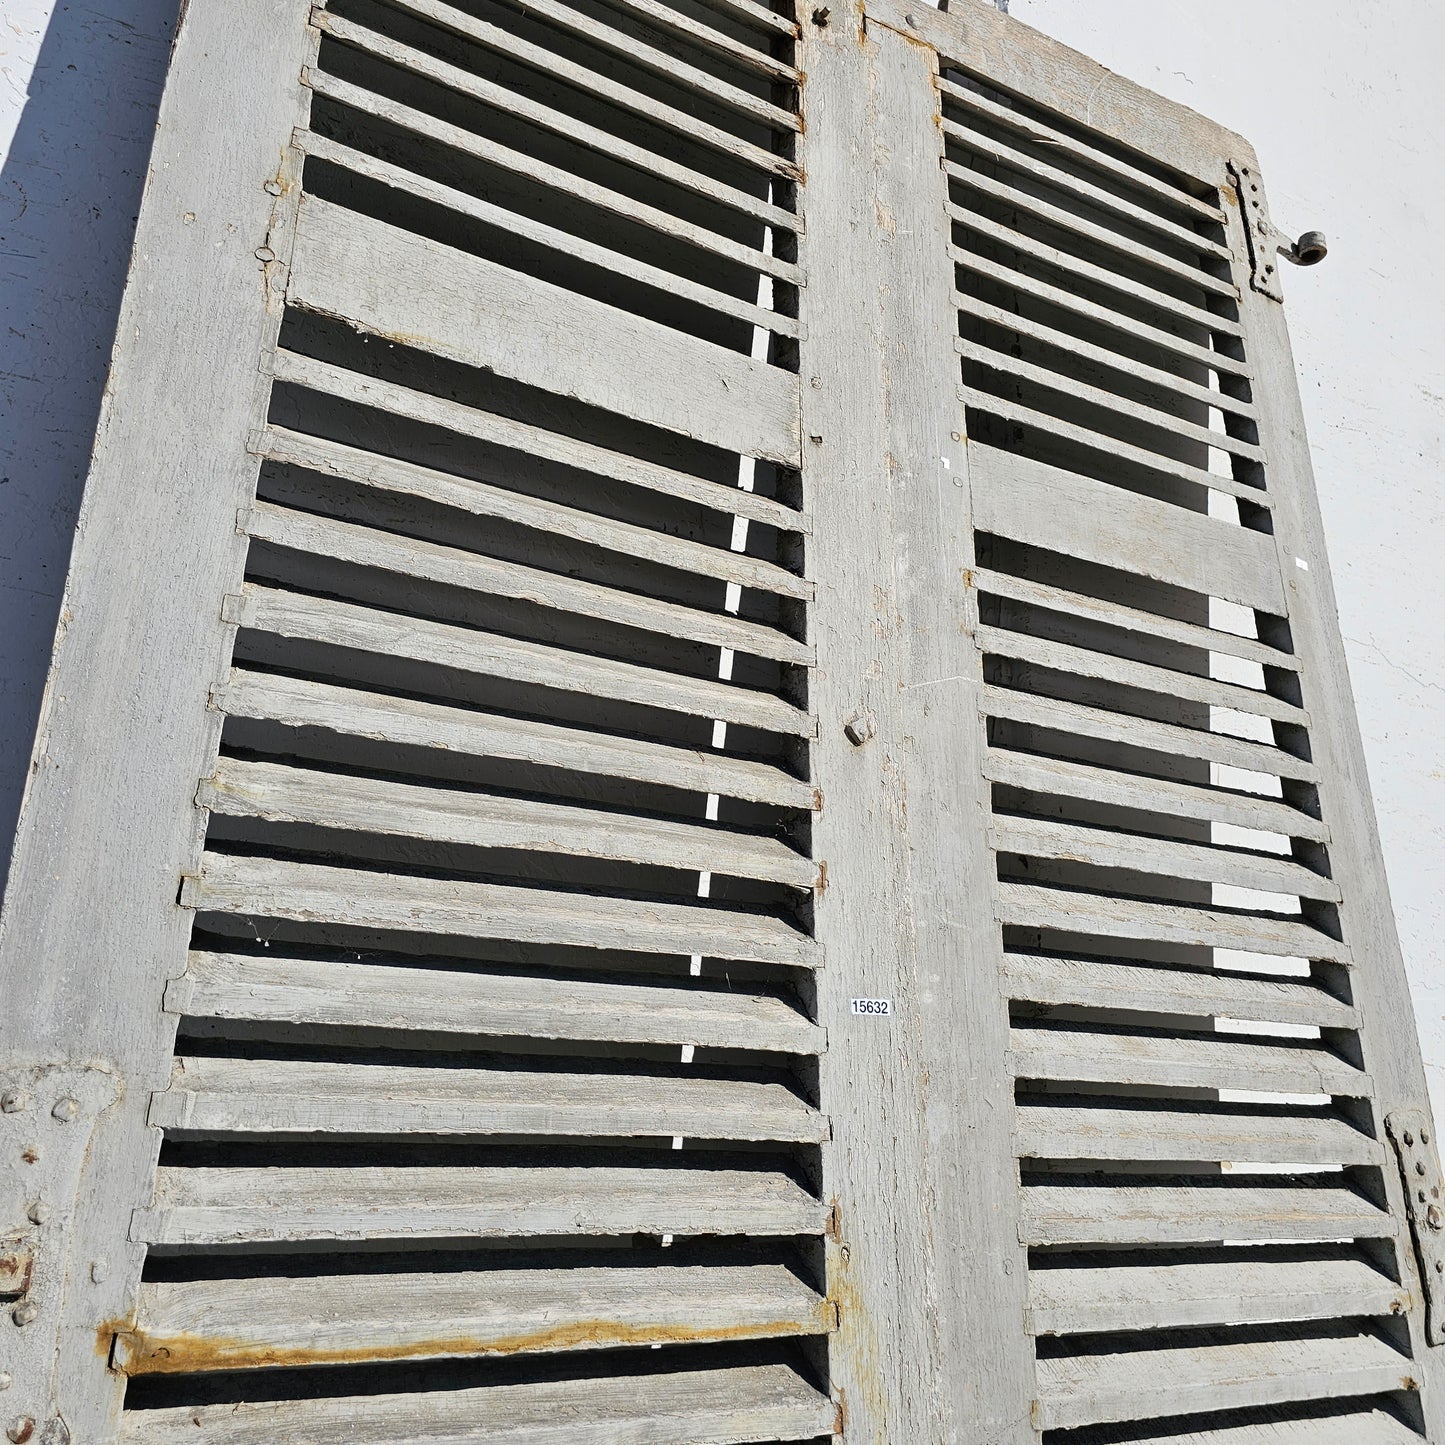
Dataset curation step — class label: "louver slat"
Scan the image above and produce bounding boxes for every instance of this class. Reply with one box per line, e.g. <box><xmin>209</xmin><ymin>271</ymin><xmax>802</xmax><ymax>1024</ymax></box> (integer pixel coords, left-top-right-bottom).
<box><xmin>114</xmin><ymin>1265</ymin><xmax>832</xmax><ymax>1374</ymax></box>
<box><xmin>117</xmin><ymin>1364</ymin><xmax>837</xmax><ymax>1444</ymax></box>
<box><xmin>135</xmin><ymin>1166</ymin><xmax>828</xmax><ymax>1246</ymax></box>
<box><xmin>1034</xmin><ymin>1333</ymin><xmax>1418</xmax><ymax>1431</ymax></box>
<box><xmin>1106</xmin><ymin>1415</ymin><xmax>1423</xmax><ymax>1445</ymax></box>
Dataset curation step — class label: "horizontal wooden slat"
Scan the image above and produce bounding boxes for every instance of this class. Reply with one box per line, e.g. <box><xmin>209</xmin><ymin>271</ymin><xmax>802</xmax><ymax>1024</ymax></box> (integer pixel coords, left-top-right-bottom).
<box><xmin>168</xmin><ymin>950</ymin><xmax>824</xmax><ymax>1053</ymax></box>
<box><xmin>987</xmin><ymin>752</ymin><xmax>1328</xmax><ymax>844</ymax></box>
<box><xmin>1103</xmin><ymin>1412</ymin><xmax>1424</xmax><ymax>1445</ymax></box>
<box><xmin>287</xmin><ymin>196</ymin><xmax>799</xmax><ymax>466</ymax></box>
<box><xmin>246</xmin><ymin>500</ymin><xmax>811</xmax><ymax>664</ymax></box>
<box><xmin>947</xmin><ymin>161</ymin><xmax>1235</xmax><ymax>299</ymax></box>
<box><xmin>993</xmin><ymin>816</ymin><xmax>1341</xmax><ymax>903</ymax></box>
<box><xmin>963</xmin><ymin>387</ymin><xmax>1268</xmax><ymax>506</ymax></box>
<box><xmin>972</xmin><ymin>568</ymin><xmax>1286</xmax><ymax>670</ymax></box>
<box><xmin>944</xmin><ymin>120</ymin><xmax>1232</xmax><ymax>260</ymax></box>
<box><xmin>1002</xmin><ymin>951</ymin><xmax>1356</xmax><ymax>1028</ymax></box>
<box><xmin>950</xmin><ymin>210</ymin><xmax>1243</xmax><ymax>336</ymax></box>
<box><xmin>953</xmin><ymin>245</ymin><xmax>1251</xmax><ymax>379</ymax></box>
<box><xmin>118</xmin><ymin>1363</ymin><xmax>838</xmax><ymax>1443</ymax></box>
<box><xmin>1035</xmin><ymin>1331</ymin><xmax>1417</xmax><ymax>1431</ymax></box>
<box><xmin>259</xmin><ymin>422</ymin><xmax>810</xmax><ymax>596</ymax></box>
<box><xmin>316</xmin><ymin>7</ymin><xmax>803</xmax><ymax>182</ymax></box>
<box><xmin>1009</xmin><ymin>1024</ymin><xmax>1369</xmax><ymax>1096</ymax></box>
<box><xmin>1029</xmin><ymin>1256</ymin><xmax>1406</xmax><ymax>1335</ymax></box>
<box><xmin>959</xmin><ymin>338</ymin><xmax>1262</xmax><ymax>461</ymax></box>
<box><xmin>182</xmin><ymin>853</ymin><xmax>821</xmax><ymax>968</ymax></box>
<box><xmin>303</xmin><ymin>70</ymin><xmax>802</xmax><ymax>281</ymax></box>
<box><xmin>969</xmin><ymin>446</ymin><xmax>1286</xmax><ymax>613</ymax></box>
<box><xmin>1015</xmin><ymin>1102</ymin><xmax>1383</xmax><ymax>1167</ymax></box>
<box><xmin>201</xmin><ymin>758</ymin><xmax>813</xmax><ymax>886</ymax></box>
<box><xmin>230</xmin><ymin>585</ymin><xmax>814</xmax><ymax>736</ymax></box>
<box><xmin>958</xmin><ymin>293</ymin><xmax>1258</xmax><ymax>420</ymax></box>
<box><xmin>149</xmin><ymin>1056</ymin><xmax>827</xmax><ymax>1142</ymax></box>
<box><xmin>268</xmin><ymin>352</ymin><xmax>806</xmax><ymax>534</ymax></box>
<box><xmin>977</xmin><ymin>624</ymin><xmax>1304</xmax><ymax>725</ymax></box>
<box><xmin>982</xmin><ymin>686</ymin><xmax>1319</xmax><ymax>787</ymax></box>
<box><xmin>297</xmin><ymin>131</ymin><xmax>802</xmax><ymax>339</ymax></box>
<box><xmin>456</xmin><ymin>0</ymin><xmax>799</xmax><ymax>130</ymax></box>
<box><xmin>114</xmin><ymin>1264</ymin><xmax>832</xmax><ymax>1375</ymax></box>
<box><xmin>593</xmin><ymin>0</ymin><xmax>799</xmax><ymax>80</ymax></box>
<box><xmin>997</xmin><ymin>881</ymin><xmax>1350</xmax><ymax>964</ymax></box>
<box><xmin>1021</xmin><ymin>1182</ymin><xmax>1394</xmax><ymax>1246</ymax></box>
<box><xmin>696</xmin><ymin>0</ymin><xmax>799</xmax><ymax>38</ymax></box>
<box><xmin>135</xmin><ymin>1163</ymin><xmax>826</xmax><ymax>1246</ymax></box>
<box><xmin>935</xmin><ymin>75</ymin><xmax>1225</xmax><ymax>224</ymax></box>
<box><xmin>216</xmin><ymin>670</ymin><xmax>815</xmax><ymax>811</ymax></box>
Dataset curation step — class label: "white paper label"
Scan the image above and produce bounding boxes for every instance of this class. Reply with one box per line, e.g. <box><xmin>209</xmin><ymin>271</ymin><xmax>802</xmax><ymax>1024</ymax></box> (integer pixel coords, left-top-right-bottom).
<box><xmin>850</xmin><ymin>997</ymin><xmax>893</xmax><ymax>1017</ymax></box>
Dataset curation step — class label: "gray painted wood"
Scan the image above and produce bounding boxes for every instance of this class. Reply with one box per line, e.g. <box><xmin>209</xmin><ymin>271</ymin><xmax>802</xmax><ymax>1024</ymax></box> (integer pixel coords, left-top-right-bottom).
<box><xmin>969</xmin><ymin>445</ymin><xmax>1286</xmax><ymax>611</ymax></box>
<box><xmin>171</xmin><ymin>949</ymin><xmax>823</xmax><ymax>1053</ymax></box>
<box><xmin>0</xmin><ymin>2</ymin><xmax>317</xmax><ymax>1436</ymax></box>
<box><xmin>286</xmin><ymin>196</ymin><xmax>800</xmax><ymax>466</ymax></box>
<box><xmin>182</xmin><ymin>853</ymin><xmax>821</xmax><ymax>967</ymax></box>
<box><xmin>114</xmin><ymin>1264</ymin><xmax>832</xmax><ymax>1374</ymax></box>
<box><xmin>135</xmin><ymin>1165</ymin><xmax>827</xmax><ymax>1245</ymax></box>
<box><xmin>1029</xmin><ymin>1257</ymin><xmax>1405</xmax><ymax>1336</ymax></box>
<box><xmin>801</xmin><ymin>11</ymin><xmax>1035</xmax><ymax>1439</ymax></box>
<box><xmin>1035</xmin><ymin>1332</ymin><xmax>1417</xmax><ymax>1431</ymax></box>
<box><xmin>216</xmin><ymin>668</ymin><xmax>816</xmax><ymax>809</ymax></box>
<box><xmin>1015</xmin><ymin>1101</ymin><xmax>1383</xmax><ymax>1167</ymax></box>
<box><xmin>117</xmin><ymin>1364</ymin><xmax>837</xmax><ymax>1444</ymax></box>
<box><xmin>1088</xmin><ymin>1414</ymin><xmax>1422</xmax><ymax>1445</ymax></box>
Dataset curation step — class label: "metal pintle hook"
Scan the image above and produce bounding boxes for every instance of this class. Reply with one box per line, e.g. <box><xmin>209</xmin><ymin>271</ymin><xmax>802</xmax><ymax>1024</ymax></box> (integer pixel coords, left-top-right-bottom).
<box><xmin>1285</xmin><ymin>230</ymin><xmax>1329</xmax><ymax>266</ymax></box>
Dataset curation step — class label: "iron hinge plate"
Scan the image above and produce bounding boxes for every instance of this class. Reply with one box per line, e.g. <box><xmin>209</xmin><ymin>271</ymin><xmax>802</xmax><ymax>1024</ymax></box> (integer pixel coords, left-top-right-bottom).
<box><xmin>1387</xmin><ymin>1108</ymin><xmax>1445</xmax><ymax>1345</ymax></box>
<box><xmin>1228</xmin><ymin>159</ymin><xmax>1287</xmax><ymax>301</ymax></box>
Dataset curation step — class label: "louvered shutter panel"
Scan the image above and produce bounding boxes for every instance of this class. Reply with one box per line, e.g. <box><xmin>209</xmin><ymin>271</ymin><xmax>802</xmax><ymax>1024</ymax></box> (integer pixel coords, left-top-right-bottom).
<box><xmin>1</xmin><ymin>0</ymin><xmax>1441</xmax><ymax>1442</ymax></box>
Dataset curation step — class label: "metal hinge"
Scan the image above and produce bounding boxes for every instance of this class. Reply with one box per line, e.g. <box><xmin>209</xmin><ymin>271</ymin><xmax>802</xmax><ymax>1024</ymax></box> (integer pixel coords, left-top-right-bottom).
<box><xmin>1227</xmin><ymin>160</ymin><xmax>1328</xmax><ymax>302</ymax></box>
<box><xmin>1387</xmin><ymin>1109</ymin><xmax>1445</xmax><ymax>1344</ymax></box>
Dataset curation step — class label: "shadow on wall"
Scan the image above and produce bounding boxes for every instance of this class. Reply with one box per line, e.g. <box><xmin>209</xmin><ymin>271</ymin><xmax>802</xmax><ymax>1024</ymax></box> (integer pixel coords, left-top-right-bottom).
<box><xmin>0</xmin><ymin>0</ymin><xmax>181</xmax><ymax>900</ymax></box>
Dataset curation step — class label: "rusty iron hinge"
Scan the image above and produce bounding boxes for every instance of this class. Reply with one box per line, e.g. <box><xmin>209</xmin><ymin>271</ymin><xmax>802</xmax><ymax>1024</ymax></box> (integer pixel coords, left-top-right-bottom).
<box><xmin>1387</xmin><ymin>1109</ymin><xmax>1445</xmax><ymax>1345</ymax></box>
<box><xmin>1227</xmin><ymin>160</ymin><xmax>1328</xmax><ymax>302</ymax></box>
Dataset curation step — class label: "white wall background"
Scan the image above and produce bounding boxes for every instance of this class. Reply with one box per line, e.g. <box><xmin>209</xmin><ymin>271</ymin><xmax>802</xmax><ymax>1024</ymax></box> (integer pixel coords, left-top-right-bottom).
<box><xmin>1</xmin><ymin>0</ymin><xmax>1441</xmax><ymax>1108</ymax></box>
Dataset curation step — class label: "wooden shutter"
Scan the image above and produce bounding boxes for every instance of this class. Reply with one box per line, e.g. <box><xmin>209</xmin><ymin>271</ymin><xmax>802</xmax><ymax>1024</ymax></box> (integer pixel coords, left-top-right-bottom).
<box><xmin>1</xmin><ymin>0</ymin><xmax>1441</xmax><ymax>1441</ymax></box>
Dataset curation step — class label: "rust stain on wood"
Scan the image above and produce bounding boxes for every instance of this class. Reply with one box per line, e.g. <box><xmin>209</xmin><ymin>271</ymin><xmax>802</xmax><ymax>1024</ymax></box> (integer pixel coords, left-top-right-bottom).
<box><xmin>104</xmin><ymin>1311</ymin><xmax>830</xmax><ymax>1376</ymax></box>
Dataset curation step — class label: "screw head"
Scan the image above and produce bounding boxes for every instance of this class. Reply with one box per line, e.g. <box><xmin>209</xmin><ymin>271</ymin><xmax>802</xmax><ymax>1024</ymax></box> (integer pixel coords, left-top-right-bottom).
<box><xmin>843</xmin><ymin>711</ymin><xmax>876</xmax><ymax>747</ymax></box>
<box><xmin>50</xmin><ymin>1097</ymin><xmax>77</xmax><ymax>1123</ymax></box>
<box><xmin>1405</xmin><ymin>1130</ymin><xmax>1415</xmax><ymax>1146</ymax></box>
<box><xmin>0</xmin><ymin>1374</ymin><xmax>10</xmax><ymax>1391</ymax></box>
<box><xmin>254</xmin><ymin>246</ymin><xmax>276</xmax><ymax>263</ymax></box>
<box><xmin>26</xmin><ymin>1202</ymin><xmax>49</xmax><ymax>1226</ymax></box>
<box><xmin>90</xmin><ymin>1260</ymin><xmax>110</xmax><ymax>1284</ymax></box>
<box><xmin>5</xmin><ymin>1417</ymin><xmax>34</xmax><ymax>1444</ymax></box>
<box><xmin>11</xmin><ymin>1301</ymin><xmax>38</xmax><ymax>1327</ymax></box>
<box><xmin>264</xmin><ymin>179</ymin><xmax>283</xmax><ymax>196</ymax></box>
<box><xmin>0</xmin><ymin>1092</ymin><xmax>26</xmax><ymax>1114</ymax></box>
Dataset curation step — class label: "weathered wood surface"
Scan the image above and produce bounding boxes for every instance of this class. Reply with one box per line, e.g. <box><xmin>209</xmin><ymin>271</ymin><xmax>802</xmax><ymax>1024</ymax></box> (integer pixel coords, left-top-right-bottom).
<box><xmin>1015</xmin><ymin>1101</ymin><xmax>1383</xmax><ymax>1167</ymax></box>
<box><xmin>1021</xmin><ymin>1183</ymin><xmax>1393</xmax><ymax>1246</ymax></box>
<box><xmin>1034</xmin><ymin>1331</ymin><xmax>1416</xmax><ymax>1431</ymax></box>
<box><xmin>117</xmin><ymin>1363</ymin><xmax>837</xmax><ymax>1444</ymax></box>
<box><xmin>935</xmin><ymin>74</ymin><xmax>1225</xmax><ymax>222</ymax></box>
<box><xmin>242</xmin><ymin>499</ymin><xmax>811</xmax><ymax>662</ymax></box>
<box><xmin>231</xmin><ymin>584</ymin><xmax>814</xmax><ymax>734</ymax></box>
<box><xmin>286</xmin><ymin>196</ymin><xmax>800</xmax><ymax>466</ymax></box>
<box><xmin>266</xmin><ymin>354</ymin><xmax>807</xmax><ymax>532</ymax></box>
<box><xmin>217</xmin><ymin>668</ymin><xmax>815</xmax><ymax>809</ymax></box>
<box><xmin>136</xmin><ymin>1165</ymin><xmax>827</xmax><ymax>1245</ymax></box>
<box><xmin>182</xmin><ymin>853</ymin><xmax>820</xmax><ymax>966</ymax></box>
<box><xmin>1029</xmin><ymin>1256</ymin><xmax>1405</xmax><ymax>1335</ymax></box>
<box><xmin>997</xmin><ymin>882</ymin><xmax>1348</xmax><ymax>963</ymax></box>
<box><xmin>993</xmin><ymin>815</ymin><xmax>1340</xmax><ymax>901</ymax></box>
<box><xmin>969</xmin><ymin>447</ymin><xmax>1287</xmax><ymax>612</ymax></box>
<box><xmin>0</xmin><ymin>1</ymin><xmax>317</xmax><ymax>1436</ymax></box>
<box><xmin>170</xmin><ymin>950</ymin><xmax>823</xmax><ymax>1053</ymax></box>
<box><xmin>1002</xmin><ymin>951</ymin><xmax>1356</xmax><ymax>1027</ymax></box>
<box><xmin>199</xmin><ymin>757</ymin><xmax>816</xmax><ymax>887</ymax></box>
<box><xmin>114</xmin><ymin>1264</ymin><xmax>833</xmax><ymax>1374</ymax></box>
<box><xmin>255</xmin><ymin>425</ymin><xmax>812</xmax><ymax>591</ymax></box>
<box><xmin>982</xmin><ymin>686</ymin><xmax>1317</xmax><ymax>784</ymax></box>
<box><xmin>1009</xmin><ymin>1024</ymin><xmax>1367</xmax><ymax>1095</ymax></box>
<box><xmin>1096</xmin><ymin>1413</ymin><xmax>1422</xmax><ymax>1445</ymax></box>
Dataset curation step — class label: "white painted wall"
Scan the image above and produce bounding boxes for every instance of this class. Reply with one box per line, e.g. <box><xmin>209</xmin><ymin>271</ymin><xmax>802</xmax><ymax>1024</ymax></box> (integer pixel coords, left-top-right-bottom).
<box><xmin>1</xmin><ymin>0</ymin><xmax>1441</xmax><ymax>1111</ymax></box>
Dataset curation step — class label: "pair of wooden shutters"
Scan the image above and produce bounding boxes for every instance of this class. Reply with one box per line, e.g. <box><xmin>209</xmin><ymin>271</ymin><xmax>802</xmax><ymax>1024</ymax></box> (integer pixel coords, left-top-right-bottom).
<box><xmin>3</xmin><ymin>0</ymin><xmax>1443</xmax><ymax>1439</ymax></box>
